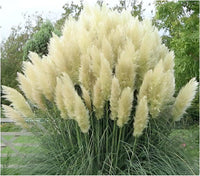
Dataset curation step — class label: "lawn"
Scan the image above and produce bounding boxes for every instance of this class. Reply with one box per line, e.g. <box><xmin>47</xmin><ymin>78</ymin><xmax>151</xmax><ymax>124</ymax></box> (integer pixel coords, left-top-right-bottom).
<box><xmin>170</xmin><ymin>125</ymin><xmax>199</xmax><ymax>161</ymax></box>
<box><xmin>1</xmin><ymin>122</ymin><xmax>199</xmax><ymax>175</ymax></box>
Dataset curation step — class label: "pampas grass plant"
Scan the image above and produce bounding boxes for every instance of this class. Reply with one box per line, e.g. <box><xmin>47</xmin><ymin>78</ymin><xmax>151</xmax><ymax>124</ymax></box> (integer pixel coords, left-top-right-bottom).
<box><xmin>2</xmin><ymin>5</ymin><xmax>198</xmax><ymax>175</ymax></box>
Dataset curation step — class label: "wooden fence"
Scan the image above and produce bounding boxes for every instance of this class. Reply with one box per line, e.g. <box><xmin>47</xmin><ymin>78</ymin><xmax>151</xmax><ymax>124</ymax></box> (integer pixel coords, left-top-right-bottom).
<box><xmin>1</xmin><ymin>118</ymin><xmax>37</xmax><ymax>169</ymax></box>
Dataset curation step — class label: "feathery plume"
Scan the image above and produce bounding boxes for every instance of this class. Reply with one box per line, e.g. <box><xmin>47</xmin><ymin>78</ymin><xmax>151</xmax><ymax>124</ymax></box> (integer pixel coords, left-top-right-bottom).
<box><xmin>21</xmin><ymin>59</ymin><xmax>45</xmax><ymax>109</ymax></box>
<box><xmin>133</xmin><ymin>96</ymin><xmax>149</xmax><ymax>137</ymax></box>
<box><xmin>31</xmin><ymin>88</ymin><xmax>46</xmax><ymax>110</ymax></box>
<box><xmin>81</xmin><ymin>86</ymin><xmax>92</xmax><ymax>111</ymax></box>
<box><xmin>138</xmin><ymin>59</ymin><xmax>175</xmax><ymax>118</ymax></box>
<box><xmin>117</xmin><ymin>87</ymin><xmax>133</xmax><ymax>127</ymax></box>
<box><xmin>99</xmin><ymin>55</ymin><xmax>112</xmax><ymax>100</ymax></box>
<box><xmin>110</xmin><ymin>77</ymin><xmax>121</xmax><ymax>120</ymax></box>
<box><xmin>2</xmin><ymin>105</ymin><xmax>28</xmax><ymax>128</ymax></box>
<box><xmin>40</xmin><ymin>58</ymin><xmax>57</xmax><ymax>101</ymax></box>
<box><xmin>93</xmin><ymin>78</ymin><xmax>104</xmax><ymax>119</ymax></box>
<box><xmin>90</xmin><ymin>45</ymin><xmax>101</xmax><ymax>78</ymax></box>
<box><xmin>101</xmin><ymin>37</ymin><xmax>114</xmax><ymax>68</ymax></box>
<box><xmin>138</xmin><ymin>32</ymin><xmax>152</xmax><ymax>77</ymax></box>
<box><xmin>172</xmin><ymin>78</ymin><xmax>198</xmax><ymax>121</ymax></box>
<box><xmin>60</xmin><ymin>73</ymin><xmax>77</xmax><ymax>119</ymax></box>
<box><xmin>137</xmin><ymin>70</ymin><xmax>153</xmax><ymax>102</ymax></box>
<box><xmin>55</xmin><ymin>77</ymin><xmax>68</xmax><ymax>119</ymax></box>
<box><xmin>22</xmin><ymin>61</ymin><xmax>38</xmax><ymax>83</ymax></box>
<box><xmin>17</xmin><ymin>73</ymin><xmax>33</xmax><ymax>101</ymax></box>
<box><xmin>129</xmin><ymin>18</ymin><xmax>142</xmax><ymax>50</ymax></box>
<box><xmin>2</xmin><ymin>86</ymin><xmax>33</xmax><ymax>117</ymax></box>
<box><xmin>116</xmin><ymin>40</ymin><xmax>137</xmax><ymax>90</ymax></box>
<box><xmin>74</xmin><ymin>94</ymin><xmax>90</xmax><ymax>133</ymax></box>
<box><xmin>79</xmin><ymin>55</ymin><xmax>95</xmax><ymax>92</ymax></box>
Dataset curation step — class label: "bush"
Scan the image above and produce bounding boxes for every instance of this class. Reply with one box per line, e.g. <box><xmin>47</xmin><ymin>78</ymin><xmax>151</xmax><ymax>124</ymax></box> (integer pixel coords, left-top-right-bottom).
<box><xmin>2</xmin><ymin>6</ymin><xmax>198</xmax><ymax>175</ymax></box>
<box><xmin>23</xmin><ymin>21</ymin><xmax>61</xmax><ymax>61</ymax></box>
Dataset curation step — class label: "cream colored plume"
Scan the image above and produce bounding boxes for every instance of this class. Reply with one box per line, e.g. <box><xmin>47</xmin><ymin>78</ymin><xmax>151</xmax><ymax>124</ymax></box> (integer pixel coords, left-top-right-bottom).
<box><xmin>110</xmin><ymin>77</ymin><xmax>121</xmax><ymax>120</ymax></box>
<box><xmin>59</xmin><ymin>73</ymin><xmax>77</xmax><ymax>119</ymax></box>
<box><xmin>101</xmin><ymin>37</ymin><xmax>114</xmax><ymax>68</ymax></box>
<box><xmin>172</xmin><ymin>78</ymin><xmax>198</xmax><ymax>121</ymax></box>
<box><xmin>99</xmin><ymin>55</ymin><xmax>112</xmax><ymax>100</ymax></box>
<box><xmin>93</xmin><ymin>78</ymin><xmax>104</xmax><ymax>119</ymax></box>
<box><xmin>37</xmin><ymin>58</ymin><xmax>57</xmax><ymax>101</ymax></box>
<box><xmin>138</xmin><ymin>59</ymin><xmax>175</xmax><ymax>118</ymax></box>
<box><xmin>117</xmin><ymin>87</ymin><xmax>133</xmax><ymax>127</ymax></box>
<box><xmin>3</xmin><ymin>5</ymin><xmax>197</xmax><ymax>135</ymax></box>
<box><xmin>17</xmin><ymin>73</ymin><xmax>33</xmax><ymax>102</ymax></box>
<box><xmin>55</xmin><ymin>77</ymin><xmax>67</xmax><ymax>119</ymax></box>
<box><xmin>137</xmin><ymin>70</ymin><xmax>153</xmax><ymax>102</ymax></box>
<box><xmin>90</xmin><ymin>45</ymin><xmax>101</xmax><ymax>78</ymax></box>
<box><xmin>116</xmin><ymin>40</ymin><xmax>137</xmax><ymax>90</ymax></box>
<box><xmin>133</xmin><ymin>96</ymin><xmax>149</xmax><ymax>137</ymax></box>
<box><xmin>2</xmin><ymin>86</ymin><xmax>33</xmax><ymax>117</ymax></box>
<box><xmin>128</xmin><ymin>18</ymin><xmax>142</xmax><ymax>50</ymax></box>
<box><xmin>79</xmin><ymin>55</ymin><xmax>95</xmax><ymax>92</ymax></box>
<box><xmin>21</xmin><ymin>55</ymin><xmax>46</xmax><ymax>110</ymax></box>
<box><xmin>27</xmin><ymin>56</ymin><xmax>57</xmax><ymax>102</ymax></box>
<box><xmin>48</xmin><ymin>34</ymin><xmax>68</xmax><ymax>74</ymax></box>
<box><xmin>137</xmin><ymin>32</ymin><xmax>153</xmax><ymax>79</ymax></box>
<box><xmin>81</xmin><ymin>86</ymin><xmax>92</xmax><ymax>111</ymax></box>
<box><xmin>49</xmin><ymin>33</ymin><xmax>80</xmax><ymax>84</ymax></box>
<box><xmin>74</xmin><ymin>94</ymin><xmax>90</xmax><ymax>133</ymax></box>
<box><xmin>31</xmin><ymin>88</ymin><xmax>46</xmax><ymax>110</ymax></box>
<box><xmin>2</xmin><ymin>105</ymin><xmax>28</xmax><ymax>128</ymax></box>
<box><xmin>22</xmin><ymin>61</ymin><xmax>38</xmax><ymax>83</ymax></box>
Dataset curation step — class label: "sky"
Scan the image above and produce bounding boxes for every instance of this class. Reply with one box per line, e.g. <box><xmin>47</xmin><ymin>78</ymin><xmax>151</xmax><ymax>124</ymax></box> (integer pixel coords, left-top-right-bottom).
<box><xmin>0</xmin><ymin>0</ymin><xmax>155</xmax><ymax>42</ymax></box>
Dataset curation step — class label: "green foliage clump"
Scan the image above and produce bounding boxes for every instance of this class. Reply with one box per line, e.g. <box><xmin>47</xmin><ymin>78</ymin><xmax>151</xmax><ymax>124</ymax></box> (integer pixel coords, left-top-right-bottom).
<box><xmin>1</xmin><ymin>27</ymin><xmax>26</xmax><ymax>91</ymax></box>
<box><xmin>1</xmin><ymin>14</ymin><xmax>46</xmax><ymax>105</ymax></box>
<box><xmin>154</xmin><ymin>0</ymin><xmax>199</xmax><ymax>123</ymax></box>
<box><xmin>155</xmin><ymin>0</ymin><xmax>199</xmax><ymax>89</ymax></box>
<box><xmin>23</xmin><ymin>21</ymin><xmax>60</xmax><ymax>61</ymax></box>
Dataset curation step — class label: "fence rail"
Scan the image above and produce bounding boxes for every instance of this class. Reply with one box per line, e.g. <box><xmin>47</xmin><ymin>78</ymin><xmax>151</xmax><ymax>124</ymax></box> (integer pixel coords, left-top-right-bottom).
<box><xmin>1</xmin><ymin>132</ymin><xmax>33</xmax><ymax>136</ymax></box>
<box><xmin>1</xmin><ymin>118</ymin><xmax>14</xmax><ymax>123</ymax></box>
<box><xmin>1</xmin><ymin>117</ymin><xmax>38</xmax><ymax>171</ymax></box>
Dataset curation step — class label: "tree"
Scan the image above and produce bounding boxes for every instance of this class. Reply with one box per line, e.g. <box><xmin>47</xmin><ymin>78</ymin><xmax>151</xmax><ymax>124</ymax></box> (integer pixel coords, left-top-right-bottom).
<box><xmin>23</xmin><ymin>21</ymin><xmax>60</xmax><ymax>60</ymax></box>
<box><xmin>55</xmin><ymin>1</ymin><xmax>84</xmax><ymax>31</ymax></box>
<box><xmin>154</xmin><ymin>1</ymin><xmax>199</xmax><ymax>90</ymax></box>
<box><xmin>1</xmin><ymin>14</ymin><xmax>45</xmax><ymax>104</ymax></box>
<box><xmin>154</xmin><ymin>1</ymin><xmax>199</xmax><ymax>123</ymax></box>
<box><xmin>113</xmin><ymin>0</ymin><xmax>144</xmax><ymax>20</ymax></box>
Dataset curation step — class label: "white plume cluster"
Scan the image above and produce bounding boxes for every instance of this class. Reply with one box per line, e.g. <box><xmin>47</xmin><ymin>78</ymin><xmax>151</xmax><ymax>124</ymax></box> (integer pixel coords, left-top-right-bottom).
<box><xmin>2</xmin><ymin>5</ymin><xmax>198</xmax><ymax>135</ymax></box>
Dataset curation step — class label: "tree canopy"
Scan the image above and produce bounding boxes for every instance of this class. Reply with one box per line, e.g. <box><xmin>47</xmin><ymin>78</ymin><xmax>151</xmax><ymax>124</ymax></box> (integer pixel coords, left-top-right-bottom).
<box><xmin>154</xmin><ymin>1</ymin><xmax>199</xmax><ymax>90</ymax></box>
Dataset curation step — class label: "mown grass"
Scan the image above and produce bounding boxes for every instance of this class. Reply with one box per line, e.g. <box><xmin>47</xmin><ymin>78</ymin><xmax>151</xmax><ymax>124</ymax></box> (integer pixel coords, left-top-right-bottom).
<box><xmin>1</xmin><ymin>123</ymin><xmax>22</xmax><ymax>132</ymax></box>
<box><xmin>170</xmin><ymin>125</ymin><xmax>199</xmax><ymax>161</ymax></box>
<box><xmin>14</xmin><ymin>136</ymin><xmax>38</xmax><ymax>143</ymax></box>
<box><xmin>1</xmin><ymin>123</ymin><xmax>199</xmax><ymax>175</ymax></box>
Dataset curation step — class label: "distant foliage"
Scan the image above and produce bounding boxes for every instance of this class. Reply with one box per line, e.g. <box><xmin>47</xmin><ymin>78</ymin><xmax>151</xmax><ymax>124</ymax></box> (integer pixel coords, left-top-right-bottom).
<box><xmin>23</xmin><ymin>21</ymin><xmax>60</xmax><ymax>61</ymax></box>
<box><xmin>1</xmin><ymin>15</ymin><xmax>47</xmax><ymax>105</ymax></box>
<box><xmin>55</xmin><ymin>1</ymin><xmax>84</xmax><ymax>31</ymax></box>
<box><xmin>113</xmin><ymin>0</ymin><xmax>144</xmax><ymax>21</ymax></box>
<box><xmin>154</xmin><ymin>1</ymin><xmax>199</xmax><ymax>123</ymax></box>
<box><xmin>154</xmin><ymin>1</ymin><xmax>199</xmax><ymax>90</ymax></box>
